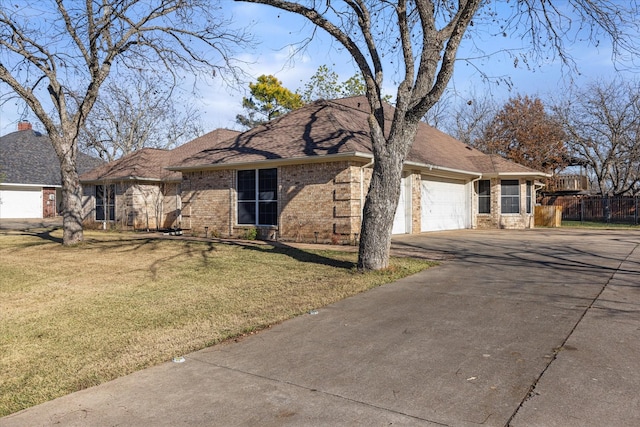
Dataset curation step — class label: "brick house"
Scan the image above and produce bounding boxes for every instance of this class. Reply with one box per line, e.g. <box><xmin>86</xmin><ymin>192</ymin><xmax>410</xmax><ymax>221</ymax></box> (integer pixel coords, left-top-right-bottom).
<box><xmin>169</xmin><ymin>97</ymin><xmax>548</xmax><ymax>243</ymax></box>
<box><xmin>0</xmin><ymin>122</ymin><xmax>103</xmax><ymax>219</ymax></box>
<box><xmin>79</xmin><ymin>129</ymin><xmax>239</xmax><ymax>229</ymax></box>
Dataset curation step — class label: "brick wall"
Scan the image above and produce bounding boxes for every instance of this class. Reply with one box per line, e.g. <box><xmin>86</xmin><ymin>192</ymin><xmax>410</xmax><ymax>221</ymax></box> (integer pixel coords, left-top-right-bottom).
<box><xmin>180</xmin><ymin>161</ymin><xmax>372</xmax><ymax>243</ymax></box>
<box><xmin>409</xmin><ymin>172</ymin><xmax>422</xmax><ymax>233</ymax></box>
<box><xmin>181</xmin><ymin>169</ymin><xmax>234</xmax><ymax>237</ymax></box>
<box><xmin>280</xmin><ymin>161</ymin><xmax>366</xmax><ymax>243</ymax></box>
<box><xmin>161</xmin><ymin>183</ymin><xmax>181</xmax><ymax>229</ymax></box>
<box><xmin>42</xmin><ymin>187</ymin><xmax>57</xmax><ymax>218</ymax></box>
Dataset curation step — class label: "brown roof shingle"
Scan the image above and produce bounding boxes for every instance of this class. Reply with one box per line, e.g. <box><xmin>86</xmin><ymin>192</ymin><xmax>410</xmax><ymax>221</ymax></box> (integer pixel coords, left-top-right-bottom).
<box><xmin>172</xmin><ymin>97</ymin><xmax>546</xmax><ymax>178</ymax></box>
<box><xmin>174</xmin><ymin>100</ymin><xmax>373</xmax><ymax>169</ymax></box>
<box><xmin>80</xmin><ymin>129</ymin><xmax>241</xmax><ymax>182</ymax></box>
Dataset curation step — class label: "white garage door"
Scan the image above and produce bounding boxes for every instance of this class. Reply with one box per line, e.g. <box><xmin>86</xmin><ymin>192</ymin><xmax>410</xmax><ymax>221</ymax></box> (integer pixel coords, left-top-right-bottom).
<box><xmin>421</xmin><ymin>177</ymin><xmax>470</xmax><ymax>232</ymax></box>
<box><xmin>392</xmin><ymin>177</ymin><xmax>411</xmax><ymax>234</ymax></box>
<box><xmin>0</xmin><ymin>187</ymin><xmax>42</xmax><ymax>219</ymax></box>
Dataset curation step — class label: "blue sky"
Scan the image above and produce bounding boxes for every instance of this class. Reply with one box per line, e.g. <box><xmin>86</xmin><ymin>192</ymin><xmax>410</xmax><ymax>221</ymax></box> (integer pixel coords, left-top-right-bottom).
<box><xmin>1</xmin><ymin>2</ymin><xmax>637</xmax><ymax>137</ymax></box>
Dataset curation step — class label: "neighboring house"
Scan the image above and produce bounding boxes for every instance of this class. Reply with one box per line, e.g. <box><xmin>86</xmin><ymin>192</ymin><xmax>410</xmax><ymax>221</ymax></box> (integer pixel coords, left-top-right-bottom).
<box><xmin>0</xmin><ymin>122</ymin><xmax>103</xmax><ymax>219</ymax></box>
<box><xmin>79</xmin><ymin>129</ymin><xmax>240</xmax><ymax>230</ymax></box>
<box><xmin>168</xmin><ymin>97</ymin><xmax>549</xmax><ymax>243</ymax></box>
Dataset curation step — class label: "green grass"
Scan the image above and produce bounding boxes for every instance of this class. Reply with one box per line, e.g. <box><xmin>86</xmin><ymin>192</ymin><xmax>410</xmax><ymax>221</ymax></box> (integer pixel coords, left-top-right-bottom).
<box><xmin>0</xmin><ymin>229</ymin><xmax>435</xmax><ymax>417</ymax></box>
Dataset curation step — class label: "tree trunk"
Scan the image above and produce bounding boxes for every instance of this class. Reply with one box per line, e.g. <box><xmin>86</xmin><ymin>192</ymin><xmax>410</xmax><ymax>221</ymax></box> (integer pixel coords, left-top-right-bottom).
<box><xmin>54</xmin><ymin>135</ymin><xmax>85</xmax><ymax>245</ymax></box>
<box><xmin>357</xmin><ymin>142</ymin><xmax>404</xmax><ymax>271</ymax></box>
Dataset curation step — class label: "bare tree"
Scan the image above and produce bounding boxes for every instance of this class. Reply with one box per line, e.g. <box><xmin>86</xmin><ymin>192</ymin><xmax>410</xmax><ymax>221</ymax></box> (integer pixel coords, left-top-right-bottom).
<box><xmin>0</xmin><ymin>1</ymin><xmax>248</xmax><ymax>244</ymax></box>
<box><xmin>237</xmin><ymin>0</ymin><xmax>639</xmax><ymax>270</ymax></box>
<box><xmin>80</xmin><ymin>72</ymin><xmax>204</xmax><ymax>162</ymax></box>
<box><xmin>424</xmin><ymin>90</ymin><xmax>497</xmax><ymax>146</ymax></box>
<box><xmin>555</xmin><ymin>79</ymin><xmax>640</xmax><ymax>196</ymax></box>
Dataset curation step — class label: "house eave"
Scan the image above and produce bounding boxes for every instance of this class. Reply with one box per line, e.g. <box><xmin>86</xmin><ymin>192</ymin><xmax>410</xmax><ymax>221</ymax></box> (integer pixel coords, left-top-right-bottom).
<box><xmin>167</xmin><ymin>151</ymin><xmax>375</xmax><ymax>172</ymax></box>
<box><xmin>0</xmin><ymin>182</ymin><xmax>61</xmax><ymax>188</ymax></box>
<box><xmin>80</xmin><ymin>175</ymin><xmax>179</xmax><ymax>184</ymax></box>
<box><xmin>481</xmin><ymin>171</ymin><xmax>552</xmax><ymax>179</ymax></box>
<box><xmin>403</xmin><ymin>161</ymin><xmax>482</xmax><ymax>180</ymax></box>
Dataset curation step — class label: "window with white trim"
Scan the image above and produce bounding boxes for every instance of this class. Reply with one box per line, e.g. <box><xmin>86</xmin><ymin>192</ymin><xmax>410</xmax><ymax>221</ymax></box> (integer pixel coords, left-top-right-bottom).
<box><xmin>501</xmin><ymin>180</ymin><xmax>520</xmax><ymax>214</ymax></box>
<box><xmin>237</xmin><ymin>168</ymin><xmax>278</xmax><ymax>226</ymax></box>
<box><xmin>526</xmin><ymin>181</ymin><xmax>533</xmax><ymax>214</ymax></box>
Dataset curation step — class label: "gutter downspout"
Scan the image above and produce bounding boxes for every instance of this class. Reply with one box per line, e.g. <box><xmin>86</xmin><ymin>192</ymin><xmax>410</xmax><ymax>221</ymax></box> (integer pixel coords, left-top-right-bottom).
<box><xmin>469</xmin><ymin>175</ymin><xmax>483</xmax><ymax>229</ymax></box>
<box><xmin>230</xmin><ymin>173</ymin><xmax>235</xmax><ymax>237</ymax></box>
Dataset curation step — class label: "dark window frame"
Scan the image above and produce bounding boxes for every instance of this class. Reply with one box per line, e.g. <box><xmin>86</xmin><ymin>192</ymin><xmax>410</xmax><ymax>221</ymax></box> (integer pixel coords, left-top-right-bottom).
<box><xmin>237</xmin><ymin>168</ymin><xmax>278</xmax><ymax>226</ymax></box>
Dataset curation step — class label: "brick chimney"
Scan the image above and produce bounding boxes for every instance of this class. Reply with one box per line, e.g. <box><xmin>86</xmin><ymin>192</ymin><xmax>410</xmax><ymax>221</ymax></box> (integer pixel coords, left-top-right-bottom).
<box><xmin>18</xmin><ymin>121</ymin><xmax>32</xmax><ymax>131</ymax></box>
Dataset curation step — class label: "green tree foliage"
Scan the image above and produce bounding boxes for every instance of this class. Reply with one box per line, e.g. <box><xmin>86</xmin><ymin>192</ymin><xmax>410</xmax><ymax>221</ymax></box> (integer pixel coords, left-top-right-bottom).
<box><xmin>236</xmin><ymin>75</ymin><xmax>304</xmax><ymax>129</ymax></box>
<box><xmin>300</xmin><ymin>65</ymin><xmax>367</xmax><ymax>102</ymax></box>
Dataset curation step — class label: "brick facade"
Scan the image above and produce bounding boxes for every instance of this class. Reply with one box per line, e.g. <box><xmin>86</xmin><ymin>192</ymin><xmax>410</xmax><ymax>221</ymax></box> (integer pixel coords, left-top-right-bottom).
<box><xmin>474</xmin><ymin>178</ymin><xmax>535</xmax><ymax>230</ymax></box>
<box><xmin>180</xmin><ymin>161</ymin><xmax>373</xmax><ymax>243</ymax></box>
<box><xmin>42</xmin><ymin>187</ymin><xmax>57</xmax><ymax>218</ymax></box>
<box><xmin>180</xmin><ymin>169</ymin><xmax>235</xmax><ymax>237</ymax></box>
<box><xmin>178</xmin><ymin>165</ymin><xmax>538</xmax><ymax>242</ymax></box>
<box><xmin>281</xmin><ymin>161</ymin><xmax>373</xmax><ymax>243</ymax></box>
<box><xmin>409</xmin><ymin>172</ymin><xmax>422</xmax><ymax>234</ymax></box>
<box><xmin>82</xmin><ymin>167</ymin><xmax>537</xmax><ymax>237</ymax></box>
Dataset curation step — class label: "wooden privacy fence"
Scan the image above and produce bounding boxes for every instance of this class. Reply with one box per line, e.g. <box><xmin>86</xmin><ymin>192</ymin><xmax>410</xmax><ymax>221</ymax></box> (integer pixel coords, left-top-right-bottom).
<box><xmin>534</xmin><ymin>205</ymin><xmax>563</xmax><ymax>227</ymax></box>
<box><xmin>539</xmin><ymin>195</ymin><xmax>640</xmax><ymax>224</ymax></box>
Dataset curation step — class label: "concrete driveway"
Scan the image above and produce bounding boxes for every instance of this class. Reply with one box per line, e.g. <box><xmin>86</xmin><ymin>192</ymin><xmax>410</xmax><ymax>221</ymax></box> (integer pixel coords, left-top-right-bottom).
<box><xmin>2</xmin><ymin>228</ymin><xmax>639</xmax><ymax>426</ymax></box>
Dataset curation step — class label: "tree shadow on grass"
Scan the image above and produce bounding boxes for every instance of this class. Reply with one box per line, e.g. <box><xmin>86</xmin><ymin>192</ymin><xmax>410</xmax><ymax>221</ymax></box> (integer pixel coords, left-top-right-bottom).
<box><xmin>239</xmin><ymin>241</ymin><xmax>356</xmax><ymax>270</ymax></box>
<box><xmin>3</xmin><ymin>227</ymin><xmax>356</xmax><ymax>271</ymax></box>
<box><xmin>0</xmin><ymin>226</ymin><xmax>64</xmax><ymax>244</ymax></box>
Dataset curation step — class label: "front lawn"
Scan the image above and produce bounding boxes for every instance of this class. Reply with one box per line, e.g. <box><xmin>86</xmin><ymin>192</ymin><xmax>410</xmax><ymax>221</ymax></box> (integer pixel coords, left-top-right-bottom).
<box><xmin>0</xmin><ymin>229</ymin><xmax>434</xmax><ymax>417</ymax></box>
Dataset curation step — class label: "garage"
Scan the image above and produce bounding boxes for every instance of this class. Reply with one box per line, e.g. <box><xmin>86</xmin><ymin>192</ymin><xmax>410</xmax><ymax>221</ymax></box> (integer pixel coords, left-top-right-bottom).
<box><xmin>392</xmin><ymin>176</ymin><xmax>411</xmax><ymax>234</ymax></box>
<box><xmin>0</xmin><ymin>186</ymin><xmax>43</xmax><ymax>219</ymax></box>
<box><xmin>421</xmin><ymin>176</ymin><xmax>470</xmax><ymax>232</ymax></box>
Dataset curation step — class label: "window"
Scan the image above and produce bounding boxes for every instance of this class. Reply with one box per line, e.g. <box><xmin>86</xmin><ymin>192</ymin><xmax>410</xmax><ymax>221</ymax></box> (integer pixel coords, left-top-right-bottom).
<box><xmin>501</xmin><ymin>180</ymin><xmax>520</xmax><ymax>214</ymax></box>
<box><xmin>237</xmin><ymin>168</ymin><xmax>278</xmax><ymax>226</ymax></box>
<box><xmin>96</xmin><ymin>184</ymin><xmax>115</xmax><ymax>221</ymax></box>
<box><xmin>478</xmin><ymin>180</ymin><xmax>491</xmax><ymax>214</ymax></box>
<box><xmin>526</xmin><ymin>181</ymin><xmax>532</xmax><ymax>214</ymax></box>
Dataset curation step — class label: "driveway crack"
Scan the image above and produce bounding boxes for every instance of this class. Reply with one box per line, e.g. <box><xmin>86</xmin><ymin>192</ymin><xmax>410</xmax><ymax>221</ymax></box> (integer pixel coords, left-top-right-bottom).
<box><xmin>504</xmin><ymin>241</ymin><xmax>640</xmax><ymax>426</ymax></box>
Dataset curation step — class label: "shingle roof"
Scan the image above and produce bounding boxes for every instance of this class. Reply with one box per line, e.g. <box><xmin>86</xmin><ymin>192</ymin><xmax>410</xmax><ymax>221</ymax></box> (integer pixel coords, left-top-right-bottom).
<box><xmin>173</xmin><ymin>100</ymin><xmax>372</xmax><ymax>168</ymax></box>
<box><xmin>79</xmin><ymin>128</ymin><xmax>241</xmax><ymax>183</ymax></box>
<box><xmin>0</xmin><ymin>129</ymin><xmax>104</xmax><ymax>186</ymax></box>
<box><xmin>172</xmin><ymin>96</ymin><xmax>546</xmax><ymax>177</ymax></box>
<box><xmin>79</xmin><ymin>148</ymin><xmax>173</xmax><ymax>182</ymax></box>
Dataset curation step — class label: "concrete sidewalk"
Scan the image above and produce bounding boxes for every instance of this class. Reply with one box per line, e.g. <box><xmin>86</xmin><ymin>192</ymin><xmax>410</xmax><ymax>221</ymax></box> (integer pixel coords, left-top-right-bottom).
<box><xmin>2</xmin><ymin>229</ymin><xmax>639</xmax><ymax>426</ymax></box>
